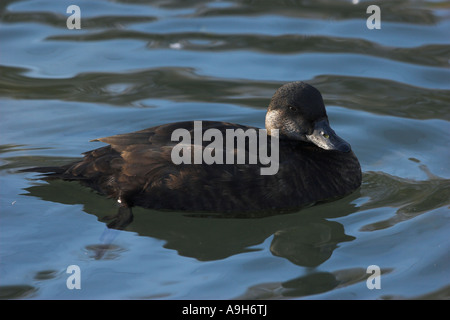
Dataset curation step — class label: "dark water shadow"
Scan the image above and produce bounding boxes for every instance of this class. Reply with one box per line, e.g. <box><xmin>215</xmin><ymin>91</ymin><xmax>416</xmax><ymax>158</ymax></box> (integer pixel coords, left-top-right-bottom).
<box><xmin>16</xmin><ymin>157</ymin><xmax>450</xmax><ymax>266</ymax></box>
<box><xmin>359</xmin><ymin>166</ymin><xmax>450</xmax><ymax>231</ymax></box>
<box><xmin>234</xmin><ymin>266</ymin><xmax>394</xmax><ymax>299</ymax></box>
<box><xmin>3</xmin><ymin>64</ymin><xmax>448</xmax><ymax>121</ymax></box>
<box><xmin>20</xmin><ymin>176</ymin><xmax>359</xmax><ymax>267</ymax></box>
<box><xmin>129</xmin><ymin>200</ymin><xmax>358</xmax><ymax>265</ymax></box>
<box><xmin>12</xmin><ymin>160</ymin><xmax>450</xmax><ymax>301</ymax></box>
<box><xmin>0</xmin><ymin>284</ymin><xmax>38</xmax><ymax>299</ymax></box>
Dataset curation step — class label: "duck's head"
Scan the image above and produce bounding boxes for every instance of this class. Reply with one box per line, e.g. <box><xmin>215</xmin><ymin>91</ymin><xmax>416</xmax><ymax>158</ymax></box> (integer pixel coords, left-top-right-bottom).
<box><xmin>265</xmin><ymin>81</ymin><xmax>351</xmax><ymax>153</ymax></box>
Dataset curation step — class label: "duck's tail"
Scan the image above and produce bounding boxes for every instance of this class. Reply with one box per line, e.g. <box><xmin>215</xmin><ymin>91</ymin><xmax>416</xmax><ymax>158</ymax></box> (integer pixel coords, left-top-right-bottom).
<box><xmin>19</xmin><ymin>163</ymin><xmax>79</xmax><ymax>180</ymax></box>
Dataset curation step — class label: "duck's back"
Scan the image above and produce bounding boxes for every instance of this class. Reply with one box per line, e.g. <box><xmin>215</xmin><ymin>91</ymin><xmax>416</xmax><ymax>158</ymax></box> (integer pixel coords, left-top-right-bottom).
<box><xmin>47</xmin><ymin>121</ymin><xmax>361</xmax><ymax>213</ymax></box>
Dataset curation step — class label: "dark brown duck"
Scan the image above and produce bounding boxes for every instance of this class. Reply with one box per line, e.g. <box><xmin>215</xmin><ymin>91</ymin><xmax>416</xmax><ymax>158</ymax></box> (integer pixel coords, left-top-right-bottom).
<box><xmin>23</xmin><ymin>82</ymin><xmax>361</xmax><ymax>227</ymax></box>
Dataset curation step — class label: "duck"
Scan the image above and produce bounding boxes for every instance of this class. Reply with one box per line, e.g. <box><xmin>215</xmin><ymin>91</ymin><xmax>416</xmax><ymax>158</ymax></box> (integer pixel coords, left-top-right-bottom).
<box><xmin>23</xmin><ymin>81</ymin><xmax>361</xmax><ymax>228</ymax></box>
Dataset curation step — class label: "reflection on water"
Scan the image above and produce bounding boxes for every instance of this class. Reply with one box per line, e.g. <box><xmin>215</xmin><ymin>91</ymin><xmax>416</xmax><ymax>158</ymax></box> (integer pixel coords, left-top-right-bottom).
<box><xmin>360</xmin><ymin>167</ymin><xmax>450</xmax><ymax>231</ymax></box>
<box><xmin>2</xmin><ymin>65</ymin><xmax>449</xmax><ymax>119</ymax></box>
<box><xmin>1</xmin><ymin>0</ymin><xmax>449</xmax><ymax>299</ymax></box>
<box><xmin>0</xmin><ymin>285</ymin><xmax>38</xmax><ymax>300</ymax></box>
<box><xmin>21</xmin><ymin>178</ymin><xmax>357</xmax><ymax>265</ymax></box>
<box><xmin>236</xmin><ymin>267</ymin><xmax>395</xmax><ymax>299</ymax></box>
<box><xmin>20</xmin><ymin>161</ymin><xmax>449</xmax><ymax>266</ymax></box>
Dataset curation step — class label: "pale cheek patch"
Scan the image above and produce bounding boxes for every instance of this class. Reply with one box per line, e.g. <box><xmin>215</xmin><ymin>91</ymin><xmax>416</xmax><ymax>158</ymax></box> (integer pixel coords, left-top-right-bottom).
<box><xmin>265</xmin><ymin>110</ymin><xmax>281</xmax><ymax>132</ymax></box>
<box><xmin>266</xmin><ymin>110</ymin><xmax>302</xmax><ymax>139</ymax></box>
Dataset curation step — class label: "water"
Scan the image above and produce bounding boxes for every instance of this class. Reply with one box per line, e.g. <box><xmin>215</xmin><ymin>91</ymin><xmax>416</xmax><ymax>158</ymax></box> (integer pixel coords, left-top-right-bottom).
<box><xmin>1</xmin><ymin>0</ymin><xmax>449</xmax><ymax>300</ymax></box>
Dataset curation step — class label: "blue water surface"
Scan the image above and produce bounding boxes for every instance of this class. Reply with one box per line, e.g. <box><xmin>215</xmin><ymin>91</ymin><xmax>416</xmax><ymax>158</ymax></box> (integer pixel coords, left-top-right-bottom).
<box><xmin>1</xmin><ymin>0</ymin><xmax>449</xmax><ymax>299</ymax></box>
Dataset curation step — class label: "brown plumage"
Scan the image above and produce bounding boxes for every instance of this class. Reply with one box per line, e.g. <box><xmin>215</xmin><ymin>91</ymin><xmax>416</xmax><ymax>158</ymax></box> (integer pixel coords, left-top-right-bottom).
<box><xmin>22</xmin><ymin>82</ymin><xmax>362</xmax><ymax>227</ymax></box>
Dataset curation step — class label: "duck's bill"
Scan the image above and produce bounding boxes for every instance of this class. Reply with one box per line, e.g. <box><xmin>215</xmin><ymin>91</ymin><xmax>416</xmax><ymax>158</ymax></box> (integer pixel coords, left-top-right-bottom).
<box><xmin>306</xmin><ymin>119</ymin><xmax>351</xmax><ymax>153</ymax></box>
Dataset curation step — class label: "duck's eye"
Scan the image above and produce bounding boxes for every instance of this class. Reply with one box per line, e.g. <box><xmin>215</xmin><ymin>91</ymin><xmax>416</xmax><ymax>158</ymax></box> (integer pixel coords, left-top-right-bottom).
<box><xmin>288</xmin><ymin>105</ymin><xmax>297</xmax><ymax>112</ymax></box>
<box><xmin>321</xmin><ymin>131</ymin><xmax>330</xmax><ymax>139</ymax></box>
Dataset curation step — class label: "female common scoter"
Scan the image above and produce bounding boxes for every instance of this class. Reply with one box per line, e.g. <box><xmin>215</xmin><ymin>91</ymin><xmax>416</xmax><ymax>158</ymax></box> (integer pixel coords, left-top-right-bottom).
<box><xmin>24</xmin><ymin>82</ymin><xmax>361</xmax><ymax>228</ymax></box>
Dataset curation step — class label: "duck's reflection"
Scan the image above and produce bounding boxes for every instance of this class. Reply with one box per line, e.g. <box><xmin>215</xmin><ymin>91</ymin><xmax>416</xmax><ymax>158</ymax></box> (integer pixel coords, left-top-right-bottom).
<box><xmin>234</xmin><ymin>266</ymin><xmax>394</xmax><ymax>299</ymax></box>
<box><xmin>22</xmin><ymin>179</ymin><xmax>359</xmax><ymax>267</ymax></box>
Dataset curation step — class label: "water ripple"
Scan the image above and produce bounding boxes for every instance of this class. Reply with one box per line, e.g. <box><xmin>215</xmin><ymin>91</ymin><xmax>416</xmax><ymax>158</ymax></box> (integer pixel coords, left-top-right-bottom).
<box><xmin>1</xmin><ymin>0</ymin><xmax>450</xmax><ymax>300</ymax></box>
